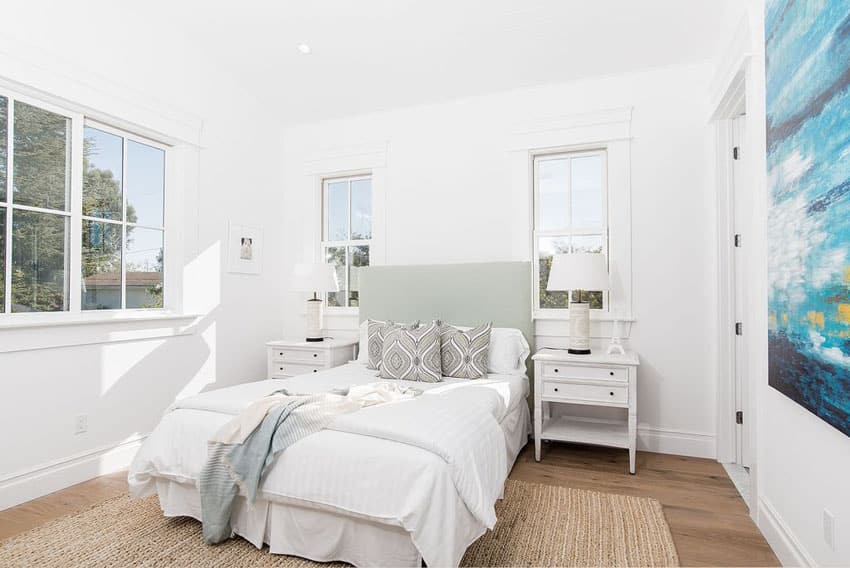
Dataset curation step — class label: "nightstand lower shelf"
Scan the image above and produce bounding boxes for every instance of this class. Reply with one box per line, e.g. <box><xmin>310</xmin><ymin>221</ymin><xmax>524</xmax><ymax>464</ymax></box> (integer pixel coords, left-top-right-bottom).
<box><xmin>541</xmin><ymin>417</ymin><xmax>629</xmax><ymax>449</ymax></box>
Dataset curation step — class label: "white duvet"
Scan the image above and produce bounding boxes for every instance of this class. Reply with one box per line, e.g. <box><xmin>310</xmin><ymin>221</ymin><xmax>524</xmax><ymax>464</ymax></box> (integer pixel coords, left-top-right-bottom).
<box><xmin>129</xmin><ymin>362</ymin><xmax>529</xmax><ymax>567</ymax></box>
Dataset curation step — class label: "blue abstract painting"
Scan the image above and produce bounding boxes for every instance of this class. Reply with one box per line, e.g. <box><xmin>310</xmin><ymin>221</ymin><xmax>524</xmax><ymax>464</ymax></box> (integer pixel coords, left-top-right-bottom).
<box><xmin>766</xmin><ymin>1</ymin><xmax>850</xmax><ymax>437</ymax></box>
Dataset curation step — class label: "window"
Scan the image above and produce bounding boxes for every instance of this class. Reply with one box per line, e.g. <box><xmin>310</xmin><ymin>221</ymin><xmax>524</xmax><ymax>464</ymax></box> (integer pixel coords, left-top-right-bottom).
<box><xmin>321</xmin><ymin>174</ymin><xmax>371</xmax><ymax>307</ymax></box>
<box><xmin>0</xmin><ymin>90</ymin><xmax>167</xmax><ymax>315</ymax></box>
<box><xmin>533</xmin><ymin>150</ymin><xmax>608</xmax><ymax>312</ymax></box>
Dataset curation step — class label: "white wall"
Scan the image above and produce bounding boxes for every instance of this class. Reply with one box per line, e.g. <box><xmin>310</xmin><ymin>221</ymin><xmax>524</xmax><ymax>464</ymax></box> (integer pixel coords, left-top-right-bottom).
<box><xmin>280</xmin><ymin>62</ymin><xmax>719</xmax><ymax>458</ymax></box>
<box><xmin>716</xmin><ymin>3</ymin><xmax>850</xmax><ymax>566</ymax></box>
<box><xmin>0</xmin><ymin>5</ymin><xmax>285</xmax><ymax>508</ymax></box>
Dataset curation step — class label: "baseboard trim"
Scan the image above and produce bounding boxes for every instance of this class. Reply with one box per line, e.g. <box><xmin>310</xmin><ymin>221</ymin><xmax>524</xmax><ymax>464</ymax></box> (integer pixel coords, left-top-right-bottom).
<box><xmin>637</xmin><ymin>425</ymin><xmax>716</xmax><ymax>459</ymax></box>
<box><xmin>758</xmin><ymin>496</ymin><xmax>815</xmax><ymax>567</ymax></box>
<box><xmin>0</xmin><ymin>435</ymin><xmax>146</xmax><ymax>511</ymax></box>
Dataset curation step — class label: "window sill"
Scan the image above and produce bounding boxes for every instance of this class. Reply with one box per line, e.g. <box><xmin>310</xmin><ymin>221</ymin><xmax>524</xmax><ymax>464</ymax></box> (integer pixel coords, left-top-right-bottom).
<box><xmin>533</xmin><ymin>311</ymin><xmax>635</xmax><ymax>322</ymax></box>
<box><xmin>0</xmin><ymin>311</ymin><xmax>200</xmax><ymax>353</ymax></box>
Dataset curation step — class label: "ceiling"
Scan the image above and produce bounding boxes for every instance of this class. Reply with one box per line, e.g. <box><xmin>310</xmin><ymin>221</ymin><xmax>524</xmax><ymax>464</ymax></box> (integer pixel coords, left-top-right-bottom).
<box><xmin>9</xmin><ymin>0</ymin><xmax>746</xmax><ymax>126</ymax></box>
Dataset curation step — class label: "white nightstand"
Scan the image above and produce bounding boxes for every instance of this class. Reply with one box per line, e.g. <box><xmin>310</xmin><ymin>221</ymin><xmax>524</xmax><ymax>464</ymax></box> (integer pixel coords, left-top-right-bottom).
<box><xmin>266</xmin><ymin>338</ymin><xmax>358</xmax><ymax>379</ymax></box>
<box><xmin>532</xmin><ymin>348</ymin><xmax>640</xmax><ymax>474</ymax></box>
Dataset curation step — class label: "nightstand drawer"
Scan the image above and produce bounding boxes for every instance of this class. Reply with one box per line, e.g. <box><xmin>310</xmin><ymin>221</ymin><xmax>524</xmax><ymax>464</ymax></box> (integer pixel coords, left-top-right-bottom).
<box><xmin>271</xmin><ymin>349</ymin><xmax>326</xmax><ymax>364</ymax></box>
<box><xmin>542</xmin><ymin>381</ymin><xmax>628</xmax><ymax>405</ymax></box>
<box><xmin>542</xmin><ymin>363</ymin><xmax>627</xmax><ymax>382</ymax></box>
<box><xmin>271</xmin><ymin>362</ymin><xmax>323</xmax><ymax>377</ymax></box>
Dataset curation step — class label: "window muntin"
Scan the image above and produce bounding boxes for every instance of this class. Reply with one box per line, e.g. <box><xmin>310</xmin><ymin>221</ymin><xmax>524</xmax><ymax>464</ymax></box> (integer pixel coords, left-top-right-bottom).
<box><xmin>534</xmin><ymin>150</ymin><xmax>608</xmax><ymax>312</ymax></box>
<box><xmin>322</xmin><ymin>174</ymin><xmax>372</xmax><ymax>308</ymax></box>
<box><xmin>0</xmin><ymin>88</ymin><xmax>168</xmax><ymax>316</ymax></box>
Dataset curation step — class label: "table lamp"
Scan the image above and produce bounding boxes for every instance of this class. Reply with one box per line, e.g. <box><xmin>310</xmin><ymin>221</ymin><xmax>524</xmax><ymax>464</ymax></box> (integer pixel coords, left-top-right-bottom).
<box><xmin>291</xmin><ymin>263</ymin><xmax>339</xmax><ymax>342</ymax></box>
<box><xmin>546</xmin><ymin>253</ymin><xmax>609</xmax><ymax>354</ymax></box>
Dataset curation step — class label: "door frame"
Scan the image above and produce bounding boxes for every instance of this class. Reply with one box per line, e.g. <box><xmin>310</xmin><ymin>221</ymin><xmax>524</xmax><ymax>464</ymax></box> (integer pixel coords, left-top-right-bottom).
<box><xmin>713</xmin><ymin>68</ymin><xmax>749</xmax><ymax>469</ymax></box>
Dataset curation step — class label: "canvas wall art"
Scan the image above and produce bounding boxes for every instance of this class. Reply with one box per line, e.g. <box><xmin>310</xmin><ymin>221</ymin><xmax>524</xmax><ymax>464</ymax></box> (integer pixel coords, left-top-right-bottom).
<box><xmin>766</xmin><ymin>1</ymin><xmax>850</xmax><ymax>436</ymax></box>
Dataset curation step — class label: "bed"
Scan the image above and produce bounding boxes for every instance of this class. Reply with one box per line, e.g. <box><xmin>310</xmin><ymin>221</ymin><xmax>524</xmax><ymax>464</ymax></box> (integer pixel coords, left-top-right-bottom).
<box><xmin>128</xmin><ymin>261</ymin><xmax>533</xmax><ymax>567</ymax></box>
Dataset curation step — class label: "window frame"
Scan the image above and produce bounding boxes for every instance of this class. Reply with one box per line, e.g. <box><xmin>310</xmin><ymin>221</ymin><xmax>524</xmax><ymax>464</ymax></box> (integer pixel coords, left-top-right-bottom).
<box><xmin>320</xmin><ymin>172</ymin><xmax>372</xmax><ymax>310</ymax></box>
<box><xmin>81</xmin><ymin>119</ymin><xmax>168</xmax><ymax>312</ymax></box>
<box><xmin>532</xmin><ymin>147</ymin><xmax>610</xmax><ymax>318</ymax></box>
<box><xmin>0</xmin><ymin>85</ymin><xmax>170</xmax><ymax>318</ymax></box>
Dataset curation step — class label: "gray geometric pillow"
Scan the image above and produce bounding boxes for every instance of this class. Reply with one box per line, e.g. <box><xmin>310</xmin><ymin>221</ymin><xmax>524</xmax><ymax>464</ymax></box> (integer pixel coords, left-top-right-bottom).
<box><xmin>440</xmin><ymin>322</ymin><xmax>492</xmax><ymax>379</ymax></box>
<box><xmin>366</xmin><ymin>319</ymin><xmax>418</xmax><ymax>370</ymax></box>
<box><xmin>378</xmin><ymin>321</ymin><xmax>442</xmax><ymax>382</ymax></box>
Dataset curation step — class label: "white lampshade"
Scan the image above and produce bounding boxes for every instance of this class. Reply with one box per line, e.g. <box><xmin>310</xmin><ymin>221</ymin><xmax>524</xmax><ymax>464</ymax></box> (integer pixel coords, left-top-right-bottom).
<box><xmin>547</xmin><ymin>253</ymin><xmax>609</xmax><ymax>292</ymax></box>
<box><xmin>290</xmin><ymin>263</ymin><xmax>339</xmax><ymax>293</ymax></box>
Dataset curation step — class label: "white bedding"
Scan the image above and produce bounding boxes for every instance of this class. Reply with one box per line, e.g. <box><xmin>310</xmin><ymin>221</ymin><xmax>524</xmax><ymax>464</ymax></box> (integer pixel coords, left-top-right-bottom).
<box><xmin>129</xmin><ymin>362</ymin><xmax>530</xmax><ymax>567</ymax></box>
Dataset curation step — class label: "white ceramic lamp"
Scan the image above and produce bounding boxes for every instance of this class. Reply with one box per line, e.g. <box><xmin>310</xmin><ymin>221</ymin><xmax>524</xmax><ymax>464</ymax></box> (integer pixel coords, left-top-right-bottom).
<box><xmin>547</xmin><ymin>253</ymin><xmax>609</xmax><ymax>355</ymax></box>
<box><xmin>291</xmin><ymin>263</ymin><xmax>339</xmax><ymax>342</ymax></box>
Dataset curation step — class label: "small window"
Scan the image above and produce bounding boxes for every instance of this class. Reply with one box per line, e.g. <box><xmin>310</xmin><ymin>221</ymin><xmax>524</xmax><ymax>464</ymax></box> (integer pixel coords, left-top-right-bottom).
<box><xmin>534</xmin><ymin>150</ymin><xmax>608</xmax><ymax>311</ymax></box>
<box><xmin>321</xmin><ymin>174</ymin><xmax>371</xmax><ymax>307</ymax></box>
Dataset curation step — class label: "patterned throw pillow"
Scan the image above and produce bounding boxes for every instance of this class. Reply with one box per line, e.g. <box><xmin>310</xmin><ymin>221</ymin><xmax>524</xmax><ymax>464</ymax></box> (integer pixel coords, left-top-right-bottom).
<box><xmin>440</xmin><ymin>322</ymin><xmax>492</xmax><ymax>379</ymax></box>
<box><xmin>379</xmin><ymin>321</ymin><xmax>442</xmax><ymax>382</ymax></box>
<box><xmin>366</xmin><ymin>319</ymin><xmax>418</xmax><ymax>370</ymax></box>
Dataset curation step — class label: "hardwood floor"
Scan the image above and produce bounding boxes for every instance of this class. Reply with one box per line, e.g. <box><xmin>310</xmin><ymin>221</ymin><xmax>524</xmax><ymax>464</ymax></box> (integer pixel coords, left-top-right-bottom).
<box><xmin>0</xmin><ymin>444</ymin><xmax>779</xmax><ymax>567</ymax></box>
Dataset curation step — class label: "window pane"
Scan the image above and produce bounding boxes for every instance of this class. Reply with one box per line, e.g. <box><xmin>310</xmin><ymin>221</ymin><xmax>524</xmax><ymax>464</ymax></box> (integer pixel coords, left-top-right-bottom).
<box><xmin>571</xmin><ymin>155</ymin><xmax>603</xmax><ymax>229</ymax></box>
<box><xmin>538</xmin><ymin>158</ymin><xmax>569</xmax><ymax>232</ymax></box>
<box><xmin>571</xmin><ymin>289</ymin><xmax>604</xmax><ymax>309</ymax></box>
<box><xmin>125</xmin><ymin>227</ymin><xmax>163</xmax><ymax>308</ymax></box>
<box><xmin>350</xmin><ymin>178</ymin><xmax>372</xmax><ymax>240</ymax></box>
<box><xmin>538</xmin><ymin>236</ymin><xmax>570</xmax><ymax>309</ymax></box>
<box><xmin>0</xmin><ymin>207</ymin><xmax>5</xmax><ymax>312</ymax></box>
<box><xmin>83</xmin><ymin>127</ymin><xmax>123</xmax><ymax>220</ymax></box>
<box><xmin>13</xmin><ymin>101</ymin><xmax>70</xmax><ymax>211</ymax></box>
<box><xmin>11</xmin><ymin>210</ymin><xmax>68</xmax><ymax>312</ymax></box>
<box><xmin>572</xmin><ymin>235</ymin><xmax>603</xmax><ymax>253</ymax></box>
<box><xmin>82</xmin><ymin>220</ymin><xmax>122</xmax><ymax>310</ymax></box>
<box><xmin>325</xmin><ymin>246</ymin><xmax>346</xmax><ymax>307</ymax></box>
<box><xmin>0</xmin><ymin>97</ymin><xmax>7</xmax><ymax>202</ymax></box>
<box><xmin>326</xmin><ymin>181</ymin><xmax>348</xmax><ymax>241</ymax></box>
<box><xmin>349</xmin><ymin>245</ymin><xmax>369</xmax><ymax>307</ymax></box>
<box><xmin>126</xmin><ymin>141</ymin><xmax>164</xmax><ymax>227</ymax></box>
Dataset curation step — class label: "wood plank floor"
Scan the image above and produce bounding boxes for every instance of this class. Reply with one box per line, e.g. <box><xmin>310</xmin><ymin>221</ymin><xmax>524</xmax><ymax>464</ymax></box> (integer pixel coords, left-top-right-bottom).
<box><xmin>0</xmin><ymin>444</ymin><xmax>779</xmax><ymax>566</ymax></box>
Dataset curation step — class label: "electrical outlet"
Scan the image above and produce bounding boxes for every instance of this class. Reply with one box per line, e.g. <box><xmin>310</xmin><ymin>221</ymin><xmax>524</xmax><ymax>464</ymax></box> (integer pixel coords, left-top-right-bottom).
<box><xmin>824</xmin><ymin>509</ymin><xmax>836</xmax><ymax>551</ymax></box>
<box><xmin>74</xmin><ymin>414</ymin><xmax>88</xmax><ymax>435</ymax></box>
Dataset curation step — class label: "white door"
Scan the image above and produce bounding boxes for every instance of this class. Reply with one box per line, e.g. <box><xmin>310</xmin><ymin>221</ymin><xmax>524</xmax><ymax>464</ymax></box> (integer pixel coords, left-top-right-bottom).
<box><xmin>731</xmin><ymin>114</ymin><xmax>750</xmax><ymax>468</ymax></box>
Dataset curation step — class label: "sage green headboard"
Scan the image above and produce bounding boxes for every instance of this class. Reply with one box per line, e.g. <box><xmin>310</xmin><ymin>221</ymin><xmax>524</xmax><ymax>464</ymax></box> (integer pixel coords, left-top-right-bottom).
<box><xmin>358</xmin><ymin>261</ymin><xmax>534</xmax><ymax>363</ymax></box>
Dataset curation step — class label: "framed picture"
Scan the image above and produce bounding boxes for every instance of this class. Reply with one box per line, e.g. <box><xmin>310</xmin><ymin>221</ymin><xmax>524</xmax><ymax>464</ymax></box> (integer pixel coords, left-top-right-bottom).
<box><xmin>227</xmin><ymin>222</ymin><xmax>263</xmax><ymax>274</ymax></box>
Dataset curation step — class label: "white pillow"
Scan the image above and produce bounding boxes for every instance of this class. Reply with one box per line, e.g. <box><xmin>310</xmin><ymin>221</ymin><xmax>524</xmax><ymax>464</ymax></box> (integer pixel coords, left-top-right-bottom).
<box><xmin>448</xmin><ymin>324</ymin><xmax>530</xmax><ymax>375</ymax></box>
<box><xmin>357</xmin><ymin>320</ymin><xmax>369</xmax><ymax>363</ymax></box>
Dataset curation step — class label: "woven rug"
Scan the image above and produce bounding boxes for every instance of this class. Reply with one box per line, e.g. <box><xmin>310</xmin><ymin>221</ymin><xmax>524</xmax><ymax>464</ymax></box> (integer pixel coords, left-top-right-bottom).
<box><xmin>0</xmin><ymin>479</ymin><xmax>679</xmax><ymax>567</ymax></box>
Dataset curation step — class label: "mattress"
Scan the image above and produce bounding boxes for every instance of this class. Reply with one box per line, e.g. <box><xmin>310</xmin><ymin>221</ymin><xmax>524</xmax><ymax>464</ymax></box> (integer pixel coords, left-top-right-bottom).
<box><xmin>129</xmin><ymin>362</ymin><xmax>530</xmax><ymax>567</ymax></box>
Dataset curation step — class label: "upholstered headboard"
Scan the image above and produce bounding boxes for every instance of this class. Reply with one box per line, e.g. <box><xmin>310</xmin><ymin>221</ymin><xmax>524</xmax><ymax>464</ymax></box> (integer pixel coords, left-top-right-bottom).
<box><xmin>358</xmin><ymin>261</ymin><xmax>534</xmax><ymax>359</ymax></box>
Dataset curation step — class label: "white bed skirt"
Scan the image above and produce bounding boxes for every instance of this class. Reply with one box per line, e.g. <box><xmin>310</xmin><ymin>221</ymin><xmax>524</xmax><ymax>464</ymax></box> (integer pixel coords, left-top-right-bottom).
<box><xmin>152</xmin><ymin>402</ymin><xmax>530</xmax><ymax>567</ymax></box>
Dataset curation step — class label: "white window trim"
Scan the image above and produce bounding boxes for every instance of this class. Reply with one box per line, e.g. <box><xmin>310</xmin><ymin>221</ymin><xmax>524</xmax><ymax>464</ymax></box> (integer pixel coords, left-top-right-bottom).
<box><xmin>303</xmin><ymin>142</ymin><xmax>387</xmax><ymax>321</ymax></box>
<box><xmin>0</xmin><ymin>66</ymin><xmax>200</xmax><ymax>346</ymax></box>
<box><xmin>509</xmin><ymin>107</ymin><xmax>634</xmax><ymax>324</ymax></box>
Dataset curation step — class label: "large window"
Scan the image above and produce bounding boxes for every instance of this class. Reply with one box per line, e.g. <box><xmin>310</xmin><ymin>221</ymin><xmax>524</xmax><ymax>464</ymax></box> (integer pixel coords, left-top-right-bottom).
<box><xmin>534</xmin><ymin>150</ymin><xmax>608</xmax><ymax>312</ymax></box>
<box><xmin>0</xmin><ymin>91</ymin><xmax>167</xmax><ymax>314</ymax></box>
<box><xmin>322</xmin><ymin>174</ymin><xmax>371</xmax><ymax>308</ymax></box>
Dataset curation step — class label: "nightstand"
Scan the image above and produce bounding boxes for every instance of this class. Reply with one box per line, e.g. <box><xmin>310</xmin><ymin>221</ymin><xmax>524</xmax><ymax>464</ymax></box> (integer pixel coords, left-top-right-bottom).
<box><xmin>532</xmin><ymin>348</ymin><xmax>640</xmax><ymax>473</ymax></box>
<box><xmin>266</xmin><ymin>338</ymin><xmax>358</xmax><ymax>379</ymax></box>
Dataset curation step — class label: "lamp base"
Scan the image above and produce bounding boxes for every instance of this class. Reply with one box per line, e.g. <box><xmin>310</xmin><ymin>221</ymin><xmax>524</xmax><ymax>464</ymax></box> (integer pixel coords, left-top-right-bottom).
<box><xmin>305</xmin><ymin>298</ymin><xmax>324</xmax><ymax>343</ymax></box>
<box><xmin>569</xmin><ymin>301</ymin><xmax>592</xmax><ymax>355</ymax></box>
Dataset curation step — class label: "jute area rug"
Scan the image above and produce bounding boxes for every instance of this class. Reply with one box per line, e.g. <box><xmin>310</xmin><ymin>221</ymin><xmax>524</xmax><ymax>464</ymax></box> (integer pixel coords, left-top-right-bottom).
<box><xmin>0</xmin><ymin>479</ymin><xmax>679</xmax><ymax>567</ymax></box>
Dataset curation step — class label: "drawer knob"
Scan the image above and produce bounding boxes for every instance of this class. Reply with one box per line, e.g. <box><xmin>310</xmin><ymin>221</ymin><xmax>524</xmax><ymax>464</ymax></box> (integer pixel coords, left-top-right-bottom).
<box><xmin>554</xmin><ymin>368</ymin><xmax>559</xmax><ymax>373</ymax></box>
<box><xmin>554</xmin><ymin>387</ymin><xmax>559</xmax><ymax>392</ymax></box>
<box><xmin>609</xmin><ymin>391</ymin><xmax>614</xmax><ymax>396</ymax></box>
<box><xmin>279</xmin><ymin>367</ymin><xmax>284</xmax><ymax>371</ymax></box>
<box><xmin>313</xmin><ymin>353</ymin><xmax>318</xmax><ymax>358</ymax></box>
<box><xmin>609</xmin><ymin>371</ymin><xmax>614</xmax><ymax>376</ymax></box>
<box><xmin>313</xmin><ymin>369</ymin><xmax>317</xmax><ymax>373</ymax></box>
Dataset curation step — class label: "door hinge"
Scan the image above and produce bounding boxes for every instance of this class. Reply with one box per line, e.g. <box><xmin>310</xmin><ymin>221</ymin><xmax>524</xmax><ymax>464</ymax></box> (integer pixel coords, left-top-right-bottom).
<box><xmin>734</xmin><ymin>234</ymin><xmax>742</xmax><ymax>247</ymax></box>
<box><xmin>736</xmin><ymin>410</ymin><xmax>743</xmax><ymax>425</ymax></box>
<box><xmin>733</xmin><ymin>146</ymin><xmax>740</xmax><ymax>160</ymax></box>
<box><xmin>735</xmin><ymin>322</ymin><xmax>743</xmax><ymax>336</ymax></box>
